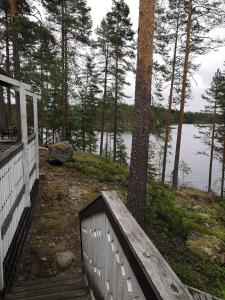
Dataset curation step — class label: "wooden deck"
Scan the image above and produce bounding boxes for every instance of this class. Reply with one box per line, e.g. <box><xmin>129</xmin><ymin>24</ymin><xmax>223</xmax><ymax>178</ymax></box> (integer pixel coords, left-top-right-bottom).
<box><xmin>4</xmin><ymin>273</ymin><xmax>90</xmax><ymax>300</ymax></box>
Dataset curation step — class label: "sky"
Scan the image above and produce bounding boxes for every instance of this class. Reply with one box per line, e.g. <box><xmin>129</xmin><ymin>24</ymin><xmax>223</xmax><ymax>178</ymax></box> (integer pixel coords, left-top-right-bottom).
<box><xmin>87</xmin><ymin>0</ymin><xmax>225</xmax><ymax>112</ymax></box>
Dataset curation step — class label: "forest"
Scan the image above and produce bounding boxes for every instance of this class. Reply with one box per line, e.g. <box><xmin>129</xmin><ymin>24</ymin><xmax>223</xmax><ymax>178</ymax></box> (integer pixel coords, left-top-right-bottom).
<box><xmin>0</xmin><ymin>0</ymin><xmax>225</xmax><ymax>208</ymax></box>
<box><xmin>1</xmin><ymin>0</ymin><xmax>225</xmax><ymax>297</ymax></box>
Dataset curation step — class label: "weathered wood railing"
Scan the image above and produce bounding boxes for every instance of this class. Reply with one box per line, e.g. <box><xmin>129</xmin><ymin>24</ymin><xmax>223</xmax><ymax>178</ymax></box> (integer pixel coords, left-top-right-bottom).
<box><xmin>188</xmin><ymin>286</ymin><xmax>222</xmax><ymax>300</ymax></box>
<box><xmin>0</xmin><ymin>134</ymin><xmax>39</xmax><ymax>293</ymax></box>
<box><xmin>79</xmin><ymin>191</ymin><xmax>195</xmax><ymax>300</ymax></box>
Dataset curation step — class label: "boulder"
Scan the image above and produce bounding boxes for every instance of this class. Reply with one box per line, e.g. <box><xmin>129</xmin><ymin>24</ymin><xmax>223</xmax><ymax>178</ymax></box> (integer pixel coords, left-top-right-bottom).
<box><xmin>55</xmin><ymin>251</ymin><xmax>76</xmax><ymax>270</ymax></box>
<box><xmin>187</xmin><ymin>231</ymin><xmax>225</xmax><ymax>265</ymax></box>
<box><xmin>48</xmin><ymin>142</ymin><xmax>73</xmax><ymax>165</ymax></box>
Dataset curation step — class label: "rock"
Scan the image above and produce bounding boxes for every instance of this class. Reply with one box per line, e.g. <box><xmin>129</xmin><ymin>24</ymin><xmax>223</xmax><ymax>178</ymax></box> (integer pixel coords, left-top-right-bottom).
<box><xmin>203</xmin><ymin>247</ymin><xmax>213</xmax><ymax>257</ymax></box>
<box><xmin>69</xmin><ymin>186</ymin><xmax>86</xmax><ymax>201</ymax></box>
<box><xmin>49</xmin><ymin>242</ymin><xmax>56</xmax><ymax>248</ymax></box>
<box><xmin>187</xmin><ymin>231</ymin><xmax>225</xmax><ymax>265</ymax></box>
<box><xmin>40</xmin><ymin>257</ymin><xmax>47</xmax><ymax>262</ymax></box>
<box><xmin>48</xmin><ymin>142</ymin><xmax>73</xmax><ymax>165</ymax></box>
<box><xmin>55</xmin><ymin>251</ymin><xmax>76</xmax><ymax>270</ymax></box>
<box><xmin>39</xmin><ymin>173</ymin><xmax>47</xmax><ymax>180</ymax></box>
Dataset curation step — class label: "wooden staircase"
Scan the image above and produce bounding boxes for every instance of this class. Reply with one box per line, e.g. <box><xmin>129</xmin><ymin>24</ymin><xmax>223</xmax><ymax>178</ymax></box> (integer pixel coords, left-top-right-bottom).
<box><xmin>4</xmin><ymin>273</ymin><xmax>90</xmax><ymax>300</ymax></box>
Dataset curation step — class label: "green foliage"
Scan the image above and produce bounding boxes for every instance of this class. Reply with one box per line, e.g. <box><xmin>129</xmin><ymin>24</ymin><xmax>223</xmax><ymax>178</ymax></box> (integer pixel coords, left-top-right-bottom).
<box><xmin>115</xmin><ymin>136</ymin><xmax>128</xmax><ymax>166</ymax></box>
<box><xmin>146</xmin><ymin>179</ymin><xmax>177</xmax><ymax>226</ymax></box>
<box><xmin>146</xmin><ymin>184</ymin><xmax>225</xmax><ymax>298</ymax></box>
<box><xmin>69</xmin><ymin>152</ymin><xmax>128</xmax><ymax>186</ymax></box>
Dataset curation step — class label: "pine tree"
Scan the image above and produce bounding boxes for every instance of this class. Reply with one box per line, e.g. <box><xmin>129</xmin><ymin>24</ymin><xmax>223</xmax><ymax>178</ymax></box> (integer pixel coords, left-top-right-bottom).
<box><xmin>95</xmin><ymin>18</ymin><xmax>113</xmax><ymax>156</ymax></box>
<box><xmin>172</xmin><ymin>0</ymin><xmax>225</xmax><ymax>189</ymax></box>
<box><xmin>106</xmin><ymin>0</ymin><xmax>135</xmax><ymax>161</ymax></box>
<box><xmin>201</xmin><ymin>69</ymin><xmax>223</xmax><ymax>193</ymax></box>
<box><xmin>127</xmin><ymin>0</ymin><xmax>156</xmax><ymax>227</ymax></box>
<box><xmin>42</xmin><ymin>0</ymin><xmax>92</xmax><ymax>140</ymax></box>
<box><xmin>215</xmin><ymin>70</ymin><xmax>225</xmax><ymax>199</ymax></box>
<box><xmin>74</xmin><ymin>55</ymin><xmax>100</xmax><ymax>151</ymax></box>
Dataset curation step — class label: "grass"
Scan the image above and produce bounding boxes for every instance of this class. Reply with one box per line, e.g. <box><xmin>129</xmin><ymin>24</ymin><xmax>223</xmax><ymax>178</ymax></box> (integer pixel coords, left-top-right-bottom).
<box><xmin>68</xmin><ymin>151</ymin><xmax>128</xmax><ymax>187</ymax></box>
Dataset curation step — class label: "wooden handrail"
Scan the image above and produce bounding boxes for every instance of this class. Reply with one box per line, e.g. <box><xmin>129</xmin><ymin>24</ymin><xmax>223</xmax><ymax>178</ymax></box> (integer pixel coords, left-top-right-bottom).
<box><xmin>0</xmin><ymin>143</ymin><xmax>23</xmax><ymax>169</ymax></box>
<box><xmin>79</xmin><ymin>191</ymin><xmax>194</xmax><ymax>300</ymax></box>
<box><xmin>28</xmin><ymin>133</ymin><xmax>36</xmax><ymax>144</ymax></box>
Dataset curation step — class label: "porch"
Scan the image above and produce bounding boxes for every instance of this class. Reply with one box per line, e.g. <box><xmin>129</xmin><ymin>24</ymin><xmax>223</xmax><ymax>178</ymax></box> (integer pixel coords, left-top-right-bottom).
<box><xmin>0</xmin><ymin>73</ymin><xmax>40</xmax><ymax>293</ymax></box>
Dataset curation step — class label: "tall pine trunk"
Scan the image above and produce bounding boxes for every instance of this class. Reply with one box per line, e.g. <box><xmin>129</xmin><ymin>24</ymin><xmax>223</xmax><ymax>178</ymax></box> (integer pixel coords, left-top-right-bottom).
<box><xmin>113</xmin><ymin>48</ymin><xmax>119</xmax><ymax>161</ymax></box>
<box><xmin>100</xmin><ymin>45</ymin><xmax>109</xmax><ymax>156</ymax></box>
<box><xmin>5</xmin><ymin>11</ymin><xmax>11</xmax><ymax>127</ymax></box>
<box><xmin>127</xmin><ymin>0</ymin><xmax>156</xmax><ymax>227</ymax></box>
<box><xmin>221</xmin><ymin>136</ymin><xmax>225</xmax><ymax>200</ymax></box>
<box><xmin>172</xmin><ymin>0</ymin><xmax>192</xmax><ymax>189</ymax></box>
<box><xmin>61</xmin><ymin>0</ymin><xmax>66</xmax><ymax>141</ymax></box>
<box><xmin>162</xmin><ymin>3</ymin><xmax>180</xmax><ymax>183</ymax></box>
<box><xmin>10</xmin><ymin>0</ymin><xmax>21</xmax><ymax>140</ymax></box>
<box><xmin>65</xmin><ymin>28</ymin><xmax>69</xmax><ymax>140</ymax></box>
<box><xmin>208</xmin><ymin>98</ymin><xmax>218</xmax><ymax>193</ymax></box>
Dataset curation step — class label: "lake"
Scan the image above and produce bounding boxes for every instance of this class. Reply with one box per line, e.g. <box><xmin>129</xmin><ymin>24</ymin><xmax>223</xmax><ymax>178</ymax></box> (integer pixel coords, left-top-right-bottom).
<box><xmin>97</xmin><ymin>124</ymin><xmax>222</xmax><ymax>194</ymax></box>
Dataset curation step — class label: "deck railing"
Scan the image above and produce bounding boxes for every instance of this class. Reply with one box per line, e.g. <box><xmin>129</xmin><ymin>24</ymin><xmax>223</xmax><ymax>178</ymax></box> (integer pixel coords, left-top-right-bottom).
<box><xmin>0</xmin><ymin>134</ymin><xmax>38</xmax><ymax>292</ymax></box>
<box><xmin>79</xmin><ymin>191</ymin><xmax>194</xmax><ymax>300</ymax></box>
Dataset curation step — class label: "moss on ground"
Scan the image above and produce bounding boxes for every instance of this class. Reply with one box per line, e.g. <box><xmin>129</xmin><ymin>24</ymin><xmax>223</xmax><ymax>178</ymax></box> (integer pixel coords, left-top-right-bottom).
<box><xmin>69</xmin><ymin>152</ymin><xmax>128</xmax><ymax>187</ymax></box>
<box><xmin>146</xmin><ymin>181</ymin><xmax>225</xmax><ymax>299</ymax></box>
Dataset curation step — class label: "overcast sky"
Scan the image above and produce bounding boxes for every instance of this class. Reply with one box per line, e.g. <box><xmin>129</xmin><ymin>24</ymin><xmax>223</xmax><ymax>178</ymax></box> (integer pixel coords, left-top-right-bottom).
<box><xmin>87</xmin><ymin>0</ymin><xmax>225</xmax><ymax>112</ymax></box>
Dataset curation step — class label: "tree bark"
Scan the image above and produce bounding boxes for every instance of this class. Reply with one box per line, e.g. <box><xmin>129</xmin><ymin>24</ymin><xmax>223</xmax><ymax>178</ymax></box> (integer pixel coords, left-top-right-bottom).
<box><xmin>65</xmin><ymin>26</ymin><xmax>69</xmax><ymax>140</ymax></box>
<box><xmin>10</xmin><ymin>0</ymin><xmax>21</xmax><ymax>140</ymax></box>
<box><xmin>162</xmin><ymin>2</ymin><xmax>180</xmax><ymax>184</ymax></box>
<box><xmin>113</xmin><ymin>48</ymin><xmax>119</xmax><ymax>162</ymax></box>
<box><xmin>61</xmin><ymin>0</ymin><xmax>66</xmax><ymax>141</ymax></box>
<box><xmin>100</xmin><ymin>44</ymin><xmax>109</xmax><ymax>156</ymax></box>
<box><xmin>172</xmin><ymin>0</ymin><xmax>192</xmax><ymax>190</ymax></box>
<box><xmin>127</xmin><ymin>0</ymin><xmax>156</xmax><ymax>227</ymax></box>
<box><xmin>5</xmin><ymin>11</ymin><xmax>11</xmax><ymax>127</ymax></box>
<box><xmin>208</xmin><ymin>98</ymin><xmax>218</xmax><ymax>193</ymax></box>
<box><xmin>221</xmin><ymin>136</ymin><xmax>225</xmax><ymax>200</ymax></box>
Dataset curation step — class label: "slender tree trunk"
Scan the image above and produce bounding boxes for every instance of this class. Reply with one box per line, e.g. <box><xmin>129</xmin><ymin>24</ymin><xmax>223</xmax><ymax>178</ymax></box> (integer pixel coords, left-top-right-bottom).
<box><xmin>61</xmin><ymin>0</ymin><xmax>66</xmax><ymax>141</ymax></box>
<box><xmin>39</xmin><ymin>44</ymin><xmax>44</xmax><ymax>146</ymax></box>
<box><xmin>5</xmin><ymin>11</ymin><xmax>11</xmax><ymax>127</ymax></box>
<box><xmin>127</xmin><ymin>0</ymin><xmax>156</xmax><ymax>227</ymax></box>
<box><xmin>0</xmin><ymin>86</ymin><xmax>7</xmax><ymax>131</ymax></box>
<box><xmin>113</xmin><ymin>48</ymin><xmax>119</xmax><ymax>161</ymax></box>
<box><xmin>65</xmin><ymin>29</ymin><xmax>69</xmax><ymax>140</ymax></box>
<box><xmin>172</xmin><ymin>0</ymin><xmax>192</xmax><ymax>190</ymax></box>
<box><xmin>100</xmin><ymin>45</ymin><xmax>109</xmax><ymax>155</ymax></box>
<box><xmin>162</xmin><ymin>3</ymin><xmax>180</xmax><ymax>183</ymax></box>
<box><xmin>208</xmin><ymin>98</ymin><xmax>218</xmax><ymax>193</ymax></box>
<box><xmin>10</xmin><ymin>0</ymin><xmax>21</xmax><ymax>140</ymax></box>
<box><xmin>221</xmin><ymin>136</ymin><xmax>225</xmax><ymax>200</ymax></box>
<box><xmin>105</xmin><ymin>131</ymin><xmax>108</xmax><ymax>159</ymax></box>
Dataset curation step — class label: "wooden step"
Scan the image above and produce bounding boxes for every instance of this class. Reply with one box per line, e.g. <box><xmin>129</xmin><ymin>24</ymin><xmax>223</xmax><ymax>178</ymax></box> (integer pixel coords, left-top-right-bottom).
<box><xmin>5</xmin><ymin>275</ymin><xmax>90</xmax><ymax>300</ymax></box>
<box><xmin>13</xmin><ymin>273</ymin><xmax>82</xmax><ymax>287</ymax></box>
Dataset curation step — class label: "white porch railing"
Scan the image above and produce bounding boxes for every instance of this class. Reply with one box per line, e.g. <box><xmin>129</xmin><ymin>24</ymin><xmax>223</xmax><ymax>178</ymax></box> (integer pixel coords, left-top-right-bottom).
<box><xmin>80</xmin><ymin>191</ymin><xmax>194</xmax><ymax>300</ymax></box>
<box><xmin>0</xmin><ymin>72</ymin><xmax>40</xmax><ymax>294</ymax></box>
<box><xmin>0</xmin><ymin>135</ymin><xmax>38</xmax><ymax>292</ymax></box>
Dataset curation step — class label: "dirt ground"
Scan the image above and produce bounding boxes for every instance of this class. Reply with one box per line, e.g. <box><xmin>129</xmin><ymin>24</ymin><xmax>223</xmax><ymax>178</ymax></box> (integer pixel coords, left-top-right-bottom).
<box><xmin>16</xmin><ymin>148</ymin><xmax>105</xmax><ymax>282</ymax></box>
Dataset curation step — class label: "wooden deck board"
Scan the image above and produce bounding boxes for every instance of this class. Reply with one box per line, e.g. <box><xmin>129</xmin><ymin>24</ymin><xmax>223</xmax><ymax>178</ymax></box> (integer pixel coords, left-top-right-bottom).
<box><xmin>5</xmin><ymin>275</ymin><xmax>89</xmax><ymax>300</ymax></box>
<box><xmin>13</xmin><ymin>274</ymin><xmax>81</xmax><ymax>288</ymax></box>
<box><xmin>10</xmin><ymin>278</ymin><xmax>85</xmax><ymax>294</ymax></box>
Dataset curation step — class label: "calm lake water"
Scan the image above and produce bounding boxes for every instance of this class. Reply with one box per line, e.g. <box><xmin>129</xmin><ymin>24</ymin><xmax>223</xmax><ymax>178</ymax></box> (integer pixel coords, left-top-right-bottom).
<box><xmin>97</xmin><ymin>124</ymin><xmax>222</xmax><ymax>194</ymax></box>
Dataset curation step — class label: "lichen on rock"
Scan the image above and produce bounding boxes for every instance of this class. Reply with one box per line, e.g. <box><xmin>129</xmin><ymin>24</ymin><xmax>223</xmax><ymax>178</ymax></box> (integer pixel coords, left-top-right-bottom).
<box><xmin>187</xmin><ymin>231</ymin><xmax>225</xmax><ymax>265</ymax></box>
<box><xmin>48</xmin><ymin>141</ymin><xmax>73</xmax><ymax>165</ymax></box>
